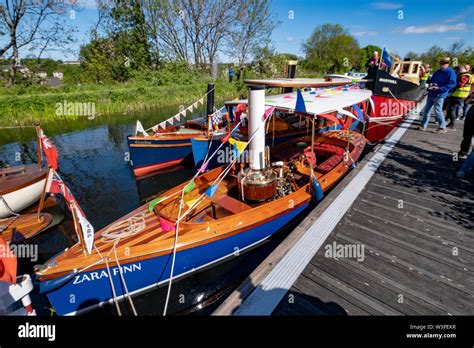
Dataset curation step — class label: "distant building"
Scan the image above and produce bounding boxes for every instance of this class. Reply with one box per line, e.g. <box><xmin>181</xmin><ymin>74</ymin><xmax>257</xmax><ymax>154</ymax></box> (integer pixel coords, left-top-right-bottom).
<box><xmin>63</xmin><ymin>60</ymin><xmax>81</xmax><ymax>65</ymax></box>
<box><xmin>53</xmin><ymin>71</ymin><xmax>64</xmax><ymax>80</ymax></box>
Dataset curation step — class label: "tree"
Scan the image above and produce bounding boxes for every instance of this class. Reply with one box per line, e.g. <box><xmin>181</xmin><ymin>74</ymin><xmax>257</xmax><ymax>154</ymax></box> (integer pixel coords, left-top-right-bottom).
<box><xmin>227</xmin><ymin>0</ymin><xmax>277</xmax><ymax>65</ymax></box>
<box><xmin>419</xmin><ymin>45</ymin><xmax>447</xmax><ymax>68</ymax></box>
<box><xmin>302</xmin><ymin>24</ymin><xmax>360</xmax><ymax>74</ymax></box>
<box><xmin>0</xmin><ymin>0</ymin><xmax>77</xmax><ymax>84</ymax></box>
<box><xmin>404</xmin><ymin>51</ymin><xmax>420</xmax><ymax>61</ymax></box>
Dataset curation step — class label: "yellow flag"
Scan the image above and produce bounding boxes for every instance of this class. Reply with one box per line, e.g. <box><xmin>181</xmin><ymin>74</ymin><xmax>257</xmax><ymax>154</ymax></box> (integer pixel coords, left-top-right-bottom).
<box><xmin>228</xmin><ymin>138</ymin><xmax>248</xmax><ymax>156</ymax></box>
<box><xmin>184</xmin><ymin>197</ymin><xmax>200</xmax><ymax>209</ymax></box>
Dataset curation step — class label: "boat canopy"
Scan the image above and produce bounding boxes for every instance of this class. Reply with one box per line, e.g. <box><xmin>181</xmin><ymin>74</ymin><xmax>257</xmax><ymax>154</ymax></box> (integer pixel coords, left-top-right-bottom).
<box><xmin>244</xmin><ymin>77</ymin><xmax>352</xmax><ymax>88</ymax></box>
<box><xmin>225</xmin><ymin>88</ymin><xmax>373</xmax><ymax>116</ymax></box>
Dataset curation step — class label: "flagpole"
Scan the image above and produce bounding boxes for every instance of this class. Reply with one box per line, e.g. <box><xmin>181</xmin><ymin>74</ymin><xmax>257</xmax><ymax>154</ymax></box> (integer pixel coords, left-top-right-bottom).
<box><xmin>36</xmin><ymin>126</ymin><xmax>43</xmax><ymax>169</ymax></box>
<box><xmin>37</xmin><ymin>167</ymin><xmax>50</xmax><ymax>220</ymax></box>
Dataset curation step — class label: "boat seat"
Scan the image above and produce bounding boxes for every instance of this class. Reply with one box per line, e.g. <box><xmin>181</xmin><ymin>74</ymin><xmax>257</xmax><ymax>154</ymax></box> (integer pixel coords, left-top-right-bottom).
<box><xmin>313</xmin><ymin>143</ymin><xmax>345</xmax><ymax>157</ymax></box>
<box><xmin>317</xmin><ymin>154</ymin><xmax>344</xmax><ymax>174</ymax></box>
<box><xmin>209</xmin><ymin>193</ymin><xmax>252</xmax><ymax>215</ymax></box>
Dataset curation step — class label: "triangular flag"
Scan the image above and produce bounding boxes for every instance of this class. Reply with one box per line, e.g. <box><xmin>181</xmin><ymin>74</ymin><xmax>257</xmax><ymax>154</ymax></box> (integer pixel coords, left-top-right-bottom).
<box><xmin>198</xmin><ymin>161</ymin><xmax>209</xmax><ymax>173</ymax></box>
<box><xmin>39</xmin><ymin>128</ymin><xmax>60</xmax><ymax>170</ymax></box>
<box><xmin>228</xmin><ymin>138</ymin><xmax>247</xmax><ymax>156</ymax></box>
<box><xmin>318</xmin><ymin>113</ymin><xmax>342</xmax><ymax>126</ymax></box>
<box><xmin>221</xmin><ymin>132</ymin><xmax>232</xmax><ymax>144</ymax></box>
<box><xmin>183</xmin><ymin>179</ymin><xmax>195</xmax><ymax>194</ymax></box>
<box><xmin>135</xmin><ymin>120</ymin><xmax>148</xmax><ymax>137</ymax></box>
<box><xmin>352</xmin><ymin>104</ymin><xmax>364</xmax><ymax>122</ymax></box>
<box><xmin>184</xmin><ymin>197</ymin><xmax>200</xmax><ymax>208</ymax></box>
<box><xmin>148</xmin><ymin>196</ymin><xmax>168</xmax><ymax>212</ymax></box>
<box><xmin>337</xmin><ymin>108</ymin><xmax>358</xmax><ymax>120</ymax></box>
<box><xmin>159</xmin><ymin>121</ymin><xmax>167</xmax><ymax>129</ymax></box>
<box><xmin>263</xmin><ymin>106</ymin><xmax>276</xmax><ymax>121</ymax></box>
<box><xmin>193</xmin><ymin>102</ymin><xmax>198</xmax><ymax>109</ymax></box>
<box><xmin>74</xmin><ymin>206</ymin><xmax>94</xmax><ymax>255</ymax></box>
<box><xmin>205</xmin><ymin>184</ymin><xmax>219</xmax><ymax>198</ymax></box>
<box><xmin>187</xmin><ymin>105</ymin><xmax>194</xmax><ymax>113</ymax></box>
<box><xmin>174</xmin><ymin>114</ymin><xmax>181</xmax><ymax>122</ymax></box>
<box><xmin>159</xmin><ymin>216</ymin><xmax>175</xmax><ymax>232</ymax></box>
<box><xmin>295</xmin><ymin>89</ymin><xmax>306</xmax><ymax>113</ymax></box>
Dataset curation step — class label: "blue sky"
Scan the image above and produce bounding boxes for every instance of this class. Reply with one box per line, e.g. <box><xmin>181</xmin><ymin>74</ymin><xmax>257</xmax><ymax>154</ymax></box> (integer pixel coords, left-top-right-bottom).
<box><xmin>8</xmin><ymin>0</ymin><xmax>474</xmax><ymax>60</ymax></box>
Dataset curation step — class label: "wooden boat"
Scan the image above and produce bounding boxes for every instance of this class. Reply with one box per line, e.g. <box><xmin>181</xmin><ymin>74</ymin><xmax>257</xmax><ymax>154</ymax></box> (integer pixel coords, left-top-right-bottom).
<box><xmin>128</xmin><ymin>79</ymin><xmax>355</xmax><ymax>177</ymax></box>
<box><xmin>192</xmin><ymin>80</ymin><xmax>366</xmax><ymax>170</ymax></box>
<box><xmin>0</xmin><ymin>213</ymin><xmax>53</xmax><ymax>244</ymax></box>
<box><xmin>35</xmin><ymin>81</ymin><xmax>371</xmax><ymax>315</ymax></box>
<box><xmin>35</xmin><ymin>129</ymin><xmax>365</xmax><ymax>315</ymax></box>
<box><xmin>0</xmin><ymin>165</ymin><xmax>49</xmax><ymax>219</ymax></box>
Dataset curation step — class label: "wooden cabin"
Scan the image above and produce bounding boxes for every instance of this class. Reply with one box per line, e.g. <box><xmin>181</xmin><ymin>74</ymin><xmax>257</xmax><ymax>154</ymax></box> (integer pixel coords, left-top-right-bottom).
<box><xmin>389</xmin><ymin>60</ymin><xmax>423</xmax><ymax>85</ymax></box>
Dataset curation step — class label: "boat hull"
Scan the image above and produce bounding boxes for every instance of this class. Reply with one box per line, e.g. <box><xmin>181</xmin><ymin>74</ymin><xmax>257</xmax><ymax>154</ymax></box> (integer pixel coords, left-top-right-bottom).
<box><xmin>365</xmin><ymin>69</ymin><xmax>424</xmax><ymax>142</ymax></box>
<box><xmin>44</xmin><ymin>203</ymin><xmax>308</xmax><ymax>315</ymax></box>
<box><xmin>127</xmin><ymin>135</ymin><xmax>197</xmax><ymax>177</ymax></box>
<box><xmin>0</xmin><ymin>166</ymin><xmax>49</xmax><ymax>218</ymax></box>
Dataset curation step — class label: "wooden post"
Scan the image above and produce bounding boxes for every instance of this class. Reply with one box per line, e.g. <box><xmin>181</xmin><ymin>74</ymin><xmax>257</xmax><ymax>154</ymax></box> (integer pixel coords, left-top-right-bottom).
<box><xmin>37</xmin><ymin>167</ymin><xmax>50</xmax><ymax>220</ymax></box>
<box><xmin>35</xmin><ymin>126</ymin><xmax>43</xmax><ymax>169</ymax></box>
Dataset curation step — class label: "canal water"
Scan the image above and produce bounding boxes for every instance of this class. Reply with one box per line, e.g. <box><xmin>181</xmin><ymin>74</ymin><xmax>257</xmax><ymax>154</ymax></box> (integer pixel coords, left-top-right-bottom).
<box><xmin>0</xmin><ymin>106</ymin><xmax>299</xmax><ymax>316</ymax></box>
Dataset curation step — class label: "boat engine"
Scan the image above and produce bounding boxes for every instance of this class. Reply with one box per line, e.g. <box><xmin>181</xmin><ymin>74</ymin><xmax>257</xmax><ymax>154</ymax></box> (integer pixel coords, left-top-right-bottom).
<box><xmin>238</xmin><ymin>168</ymin><xmax>277</xmax><ymax>202</ymax></box>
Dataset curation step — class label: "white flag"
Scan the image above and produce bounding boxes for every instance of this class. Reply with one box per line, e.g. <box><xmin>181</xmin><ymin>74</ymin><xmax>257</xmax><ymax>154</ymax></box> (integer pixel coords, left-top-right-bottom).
<box><xmin>135</xmin><ymin>120</ymin><xmax>148</xmax><ymax>137</ymax></box>
<box><xmin>159</xmin><ymin>121</ymin><xmax>167</xmax><ymax>129</ymax></box>
<box><xmin>187</xmin><ymin>105</ymin><xmax>194</xmax><ymax>113</ymax></box>
<box><xmin>174</xmin><ymin>114</ymin><xmax>181</xmax><ymax>122</ymax></box>
<box><xmin>180</xmin><ymin>110</ymin><xmax>187</xmax><ymax>117</ymax></box>
<box><xmin>198</xmin><ymin>98</ymin><xmax>204</xmax><ymax>105</ymax></box>
<box><xmin>72</xmin><ymin>206</ymin><xmax>94</xmax><ymax>255</ymax></box>
<box><xmin>193</xmin><ymin>102</ymin><xmax>198</xmax><ymax>109</ymax></box>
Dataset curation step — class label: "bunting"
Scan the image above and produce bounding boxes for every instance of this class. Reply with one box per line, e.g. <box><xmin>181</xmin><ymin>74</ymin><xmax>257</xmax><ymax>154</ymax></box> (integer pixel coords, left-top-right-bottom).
<box><xmin>183</xmin><ymin>179</ymin><xmax>195</xmax><ymax>194</ymax></box>
<box><xmin>148</xmin><ymin>196</ymin><xmax>168</xmax><ymax>212</ymax></box>
<box><xmin>184</xmin><ymin>197</ymin><xmax>200</xmax><ymax>208</ymax></box>
<box><xmin>352</xmin><ymin>104</ymin><xmax>365</xmax><ymax>122</ymax></box>
<box><xmin>205</xmin><ymin>184</ymin><xmax>219</xmax><ymax>198</ymax></box>
<box><xmin>159</xmin><ymin>216</ymin><xmax>175</xmax><ymax>232</ymax></box>
<box><xmin>135</xmin><ymin>120</ymin><xmax>148</xmax><ymax>137</ymax></box>
<box><xmin>228</xmin><ymin>138</ymin><xmax>248</xmax><ymax>157</ymax></box>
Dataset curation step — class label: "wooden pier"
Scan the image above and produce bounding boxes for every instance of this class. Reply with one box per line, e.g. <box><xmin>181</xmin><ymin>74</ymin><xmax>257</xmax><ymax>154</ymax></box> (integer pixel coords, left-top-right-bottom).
<box><xmin>213</xmin><ymin>99</ymin><xmax>474</xmax><ymax>316</ymax></box>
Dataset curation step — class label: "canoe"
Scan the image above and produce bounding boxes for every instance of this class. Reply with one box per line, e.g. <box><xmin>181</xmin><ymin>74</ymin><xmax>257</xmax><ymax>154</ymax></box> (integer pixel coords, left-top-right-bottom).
<box><xmin>35</xmin><ymin>129</ymin><xmax>365</xmax><ymax>316</ymax></box>
<box><xmin>0</xmin><ymin>165</ymin><xmax>49</xmax><ymax>218</ymax></box>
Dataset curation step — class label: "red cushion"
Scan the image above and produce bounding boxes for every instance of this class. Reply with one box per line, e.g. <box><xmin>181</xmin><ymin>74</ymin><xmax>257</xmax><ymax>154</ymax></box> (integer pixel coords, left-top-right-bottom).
<box><xmin>310</xmin><ymin>143</ymin><xmax>346</xmax><ymax>157</ymax></box>
<box><xmin>318</xmin><ymin>154</ymin><xmax>344</xmax><ymax>173</ymax></box>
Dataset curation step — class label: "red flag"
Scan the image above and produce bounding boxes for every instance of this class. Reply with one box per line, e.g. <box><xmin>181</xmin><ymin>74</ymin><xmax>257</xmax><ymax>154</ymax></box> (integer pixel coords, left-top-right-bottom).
<box><xmin>47</xmin><ymin>170</ymin><xmax>85</xmax><ymax>216</ymax></box>
<box><xmin>0</xmin><ymin>238</ymin><xmax>17</xmax><ymax>284</ymax></box>
<box><xmin>39</xmin><ymin>128</ymin><xmax>59</xmax><ymax>170</ymax></box>
<box><xmin>318</xmin><ymin>113</ymin><xmax>342</xmax><ymax>126</ymax></box>
<box><xmin>221</xmin><ymin>132</ymin><xmax>232</xmax><ymax>144</ymax></box>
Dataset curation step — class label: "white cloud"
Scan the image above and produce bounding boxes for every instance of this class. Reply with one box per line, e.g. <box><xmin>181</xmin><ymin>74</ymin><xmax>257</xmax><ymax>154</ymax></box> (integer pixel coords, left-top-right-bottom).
<box><xmin>401</xmin><ymin>23</ymin><xmax>467</xmax><ymax>34</ymax></box>
<box><xmin>370</xmin><ymin>2</ymin><xmax>404</xmax><ymax>10</ymax></box>
<box><xmin>352</xmin><ymin>31</ymin><xmax>378</xmax><ymax>37</ymax></box>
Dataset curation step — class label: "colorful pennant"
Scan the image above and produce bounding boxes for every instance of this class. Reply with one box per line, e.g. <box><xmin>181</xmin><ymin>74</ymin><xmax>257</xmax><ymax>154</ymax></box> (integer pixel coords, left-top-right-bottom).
<box><xmin>148</xmin><ymin>196</ymin><xmax>168</xmax><ymax>212</ymax></box>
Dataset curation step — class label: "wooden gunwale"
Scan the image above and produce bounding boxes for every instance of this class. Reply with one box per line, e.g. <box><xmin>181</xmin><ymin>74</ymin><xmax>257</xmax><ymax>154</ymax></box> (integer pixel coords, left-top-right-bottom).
<box><xmin>0</xmin><ymin>165</ymin><xmax>49</xmax><ymax>195</ymax></box>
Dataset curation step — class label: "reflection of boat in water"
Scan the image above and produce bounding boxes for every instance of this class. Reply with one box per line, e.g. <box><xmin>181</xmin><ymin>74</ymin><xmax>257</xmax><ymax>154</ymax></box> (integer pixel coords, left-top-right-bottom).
<box><xmin>35</xmin><ymin>80</ymin><xmax>370</xmax><ymax>316</ymax></box>
<box><xmin>365</xmin><ymin>60</ymin><xmax>425</xmax><ymax>142</ymax></box>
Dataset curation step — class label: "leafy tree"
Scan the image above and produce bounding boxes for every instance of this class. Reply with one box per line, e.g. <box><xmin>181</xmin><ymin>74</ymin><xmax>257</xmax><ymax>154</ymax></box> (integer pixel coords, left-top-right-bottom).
<box><xmin>419</xmin><ymin>45</ymin><xmax>447</xmax><ymax>69</ymax></box>
<box><xmin>302</xmin><ymin>24</ymin><xmax>360</xmax><ymax>74</ymax></box>
<box><xmin>404</xmin><ymin>51</ymin><xmax>420</xmax><ymax>60</ymax></box>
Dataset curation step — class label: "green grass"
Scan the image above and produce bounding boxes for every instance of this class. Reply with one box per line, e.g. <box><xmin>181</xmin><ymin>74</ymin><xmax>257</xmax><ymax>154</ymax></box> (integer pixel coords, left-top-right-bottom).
<box><xmin>0</xmin><ymin>80</ymin><xmax>243</xmax><ymax>128</ymax></box>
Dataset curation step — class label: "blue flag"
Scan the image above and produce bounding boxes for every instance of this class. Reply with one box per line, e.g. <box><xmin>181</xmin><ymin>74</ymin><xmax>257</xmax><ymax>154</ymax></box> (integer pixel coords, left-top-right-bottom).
<box><xmin>352</xmin><ymin>104</ymin><xmax>364</xmax><ymax>122</ymax></box>
<box><xmin>382</xmin><ymin>48</ymin><xmax>392</xmax><ymax>69</ymax></box>
<box><xmin>205</xmin><ymin>184</ymin><xmax>218</xmax><ymax>198</ymax></box>
<box><xmin>295</xmin><ymin>88</ymin><xmax>307</xmax><ymax>113</ymax></box>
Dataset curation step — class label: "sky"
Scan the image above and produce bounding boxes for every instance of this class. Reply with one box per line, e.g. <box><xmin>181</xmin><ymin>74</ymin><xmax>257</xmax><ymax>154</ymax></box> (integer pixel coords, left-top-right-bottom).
<box><xmin>5</xmin><ymin>0</ymin><xmax>474</xmax><ymax>61</ymax></box>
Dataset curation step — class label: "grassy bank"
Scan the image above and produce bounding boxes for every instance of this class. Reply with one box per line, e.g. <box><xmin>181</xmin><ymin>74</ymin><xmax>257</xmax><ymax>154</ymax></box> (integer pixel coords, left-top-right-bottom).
<box><xmin>0</xmin><ymin>80</ymin><xmax>243</xmax><ymax>128</ymax></box>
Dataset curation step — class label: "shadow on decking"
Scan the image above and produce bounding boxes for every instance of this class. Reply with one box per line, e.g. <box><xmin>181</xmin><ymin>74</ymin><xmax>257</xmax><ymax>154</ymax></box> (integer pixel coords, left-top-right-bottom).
<box><xmin>374</xmin><ymin>141</ymin><xmax>473</xmax><ymax>229</ymax></box>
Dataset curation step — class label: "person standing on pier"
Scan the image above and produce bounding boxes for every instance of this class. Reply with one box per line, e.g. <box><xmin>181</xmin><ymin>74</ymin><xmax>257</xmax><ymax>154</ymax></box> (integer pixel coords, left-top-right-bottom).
<box><xmin>228</xmin><ymin>66</ymin><xmax>234</xmax><ymax>83</ymax></box>
<box><xmin>419</xmin><ymin>64</ymin><xmax>431</xmax><ymax>89</ymax></box>
<box><xmin>419</xmin><ymin>57</ymin><xmax>457</xmax><ymax>133</ymax></box>
<box><xmin>446</xmin><ymin>65</ymin><xmax>472</xmax><ymax>129</ymax></box>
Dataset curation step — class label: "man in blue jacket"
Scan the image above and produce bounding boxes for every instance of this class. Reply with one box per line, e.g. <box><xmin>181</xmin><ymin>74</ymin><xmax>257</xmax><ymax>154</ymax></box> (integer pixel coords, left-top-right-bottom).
<box><xmin>419</xmin><ymin>57</ymin><xmax>457</xmax><ymax>133</ymax></box>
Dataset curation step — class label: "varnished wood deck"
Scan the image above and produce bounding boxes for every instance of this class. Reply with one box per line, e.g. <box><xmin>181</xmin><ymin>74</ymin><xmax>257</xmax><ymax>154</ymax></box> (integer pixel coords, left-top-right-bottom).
<box><xmin>214</xmin><ymin>100</ymin><xmax>474</xmax><ymax>316</ymax></box>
